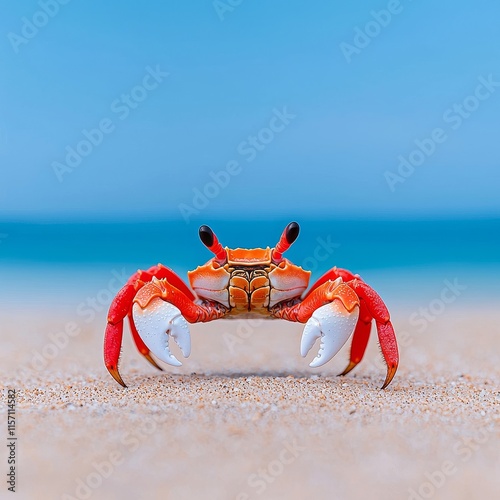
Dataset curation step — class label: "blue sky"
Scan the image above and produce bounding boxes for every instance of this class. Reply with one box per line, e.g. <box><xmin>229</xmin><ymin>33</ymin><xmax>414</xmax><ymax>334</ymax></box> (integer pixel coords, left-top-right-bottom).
<box><xmin>1</xmin><ymin>0</ymin><xmax>499</xmax><ymax>222</ymax></box>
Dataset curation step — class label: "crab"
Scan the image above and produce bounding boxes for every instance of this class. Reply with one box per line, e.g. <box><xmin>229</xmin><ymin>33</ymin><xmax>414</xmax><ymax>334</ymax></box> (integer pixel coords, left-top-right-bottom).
<box><xmin>104</xmin><ymin>222</ymin><xmax>399</xmax><ymax>388</ymax></box>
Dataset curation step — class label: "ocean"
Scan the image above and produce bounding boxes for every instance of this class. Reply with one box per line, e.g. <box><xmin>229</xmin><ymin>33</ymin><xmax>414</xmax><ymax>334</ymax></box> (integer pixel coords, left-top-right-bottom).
<box><xmin>1</xmin><ymin>218</ymin><xmax>499</xmax><ymax>308</ymax></box>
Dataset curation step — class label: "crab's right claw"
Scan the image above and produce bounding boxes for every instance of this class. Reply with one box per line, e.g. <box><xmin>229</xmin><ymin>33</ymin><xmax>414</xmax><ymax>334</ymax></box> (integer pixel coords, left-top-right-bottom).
<box><xmin>132</xmin><ymin>297</ymin><xmax>191</xmax><ymax>367</ymax></box>
<box><xmin>301</xmin><ymin>300</ymin><xmax>359</xmax><ymax>368</ymax></box>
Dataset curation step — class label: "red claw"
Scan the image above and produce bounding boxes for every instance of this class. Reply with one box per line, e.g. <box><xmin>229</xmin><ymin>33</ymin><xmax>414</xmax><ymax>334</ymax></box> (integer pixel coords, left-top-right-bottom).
<box><xmin>103</xmin><ymin>265</ymin><xmax>199</xmax><ymax>387</ymax></box>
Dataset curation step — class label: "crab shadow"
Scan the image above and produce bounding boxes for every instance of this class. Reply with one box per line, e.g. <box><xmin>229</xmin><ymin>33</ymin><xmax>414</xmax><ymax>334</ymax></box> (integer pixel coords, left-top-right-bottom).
<box><xmin>126</xmin><ymin>369</ymin><xmax>399</xmax><ymax>391</ymax></box>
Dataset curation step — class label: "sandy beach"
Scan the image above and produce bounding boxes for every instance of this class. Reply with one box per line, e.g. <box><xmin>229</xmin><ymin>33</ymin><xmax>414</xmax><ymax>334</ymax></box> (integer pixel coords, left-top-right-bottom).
<box><xmin>3</xmin><ymin>0</ymin><xmax>500</xmax><ymax>497</ymax></box>
<box><xmin>1</xmin><ymin>301</ymin><xmax>499</xmax><ymax>500</ymax></box>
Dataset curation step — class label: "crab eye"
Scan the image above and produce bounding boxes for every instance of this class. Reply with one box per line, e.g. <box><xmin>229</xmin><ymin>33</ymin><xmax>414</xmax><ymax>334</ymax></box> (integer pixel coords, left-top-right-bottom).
<box><xmin>199</xmin><ymin>225</ymin><xmax>215</xmax><ymax>247</ymax></box>
<box><xmin>285</xmin><ymin>222</ymin><xmax>300</xmax><ymax>245</ymax></box>
<box><xmin>198</xmin><ymin>225</ymin><xmax>227</xmax><ymax>263</ymax></box>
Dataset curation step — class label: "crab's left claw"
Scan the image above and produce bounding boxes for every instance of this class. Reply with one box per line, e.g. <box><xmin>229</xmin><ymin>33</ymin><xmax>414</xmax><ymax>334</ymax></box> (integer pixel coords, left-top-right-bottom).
<box><xmin>132</xmin><ymin>297</ymin><xmax>191</xmax><ymax>367</ymax></box>
<box><xmin>301</xmin><ymin>300</ymin><xmax>359</xmax><ymax>368</ymax></box>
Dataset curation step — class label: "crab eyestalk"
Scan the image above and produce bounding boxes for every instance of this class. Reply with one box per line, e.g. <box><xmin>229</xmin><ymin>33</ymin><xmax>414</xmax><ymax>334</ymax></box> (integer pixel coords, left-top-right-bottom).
<box><xmin>199</xmin><ymin>225</ymin><xmax>227</xmax><ymax>265</ymax></box>
<box><xmin>272</xmin><ymin>221</ymin><xmax>300</xmax><ymax>263</ymax></box>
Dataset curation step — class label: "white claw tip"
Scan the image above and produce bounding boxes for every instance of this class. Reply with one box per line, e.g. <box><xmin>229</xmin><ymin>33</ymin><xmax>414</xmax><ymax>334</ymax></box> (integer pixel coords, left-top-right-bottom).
<box><xmin>300</xmin><ymin>301</ymin><xmax>359</xmax><ymax>369</ymax></box>
<box><xmin>132</xmin><ymin>299</ymin><xmax>191</xmax><ymax>368</ymax></box>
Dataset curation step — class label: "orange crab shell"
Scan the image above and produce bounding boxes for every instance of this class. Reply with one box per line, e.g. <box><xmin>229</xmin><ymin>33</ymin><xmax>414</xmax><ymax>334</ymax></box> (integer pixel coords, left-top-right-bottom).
<box><xmin>187</xmin><ymin>247</ymin><xmax>311</xmax><ymax>314</ymax></box>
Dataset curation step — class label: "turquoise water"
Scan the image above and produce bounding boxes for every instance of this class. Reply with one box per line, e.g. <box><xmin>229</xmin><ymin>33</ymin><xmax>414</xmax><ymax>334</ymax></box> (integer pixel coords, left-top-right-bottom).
<box><xmin>2</xmin><ymin>218</ymin><xmax>499</xmax><ymax>268</ymax></box>
<box><xmin>1</xmin><ymin>219</ymin><xmax>499</xmax><ymax>307</ymax></box>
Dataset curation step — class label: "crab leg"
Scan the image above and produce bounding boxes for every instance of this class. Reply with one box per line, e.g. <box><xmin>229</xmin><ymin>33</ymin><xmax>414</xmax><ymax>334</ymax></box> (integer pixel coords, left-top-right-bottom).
<box><xmin>105</xmin><ymin>284</ymin><xmax>137</xmax><ymax>387</ymax></box>
<box><xmin>347</xmin><ymin>279</ymin><xmax>399</xmax><ymax>389</ymax></box>
<box><xmin>338</xmin><ymin>299</ymin><xmax>372</xmax><ymax>376</ymax></box>
<box><xmin>104</xmin><ymin>264</ymin><xmax>196</xmax><ymax>387</ymax></box>
<box><xmin>128</xmin><ymin>313</ymin><xmax>163</xmax><ymax>371</ymax></box>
